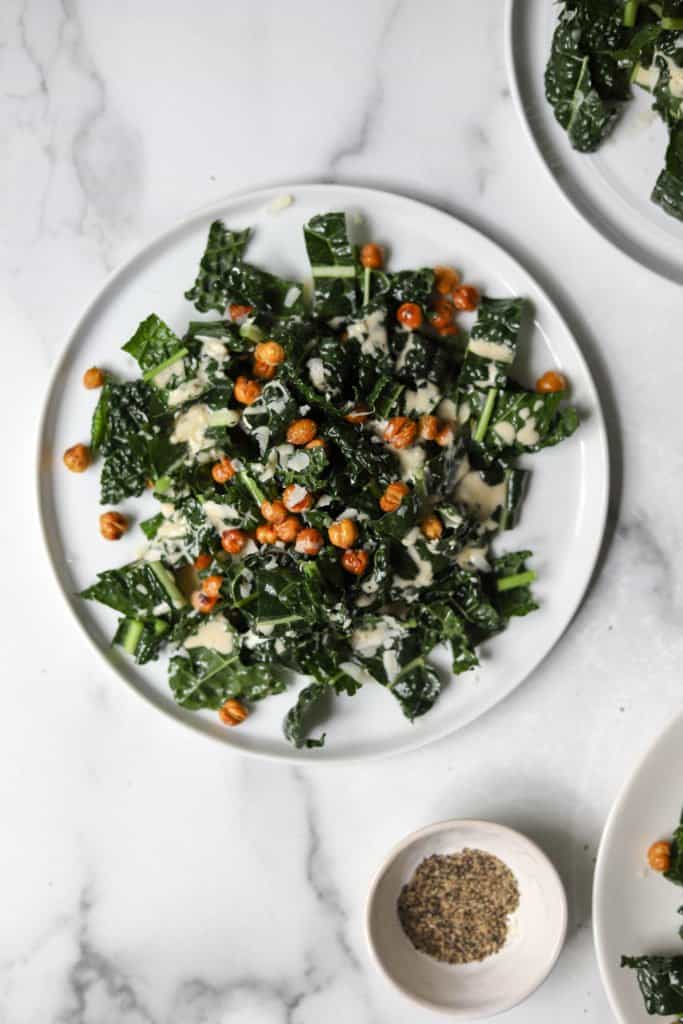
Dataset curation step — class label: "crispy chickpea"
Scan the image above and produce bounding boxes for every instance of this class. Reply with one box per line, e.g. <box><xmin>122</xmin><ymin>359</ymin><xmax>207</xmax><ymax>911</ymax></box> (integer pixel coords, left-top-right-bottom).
<box><xmin>295</xmin><ymin>527</ymin><xmax>324</xmax><ymax>556</ymax></box>
<box><xmin>648</xmin><ymin>840</ymin><xmax>672</xmax><ymax>873</ymax></box>
<box><xmin>341</xmin><ymin>549</ymin><xmax>369</xmax><ymax>575</ymax></box>
<box><xmin>418</xmin><ymin>415</ymin><xmax>439</xmax><ymax>441</ymax></box>
<box><xmin>191</xmin><ymin>589</ymin><xmax>217</xmax><ymax>614</ymax></box>
<box><xmin>536</xmin><ymin>370</ymin><xmax>567</xmax><ymax>394</ymax></box>
<box><xmin>379</xmin><ymin>481</ymin><xmax>410</xmax><ymax>513</ymax></box>
<box><xmin>228</xmin><ymin>303</ymin><xmax>253</xmax><ymax>320</ymax></box>
<box><xmin>452</xmin><ymin>284</ymin><xmax>480</xmax><ymax>311</ymax></box>
<box><xmin>255</xmin><ymin>340</ymin><xmax>285</xmax><ymax>366</ymax></box>
<box><xmin>344</xmin><ymin>403</ymin><xmax>371</xmax><ymax>425</ymax></box>
<box><xmin>434</xmin><ymin>265</ymin><xmax>460</xmax><ymax>295</ymax></box>
<box><xmin>360</xmin><ymin>243</ymin><xmax>384</xmax><ymax>269</ymax></box>
<box><xmin>435</xmin><ymin>423</ymin><xmax>454</xmax><ymax>447</ymax></box>
<box><xmin>328</xmin><ymin>518</ymin><xmax>358</xmax><ymax>549</ymax></box>
<box><xmin>260</xmin><ymin>499</ymin><xmax>287</xmax><ymax>525</ymax></box>
<box><xmin>275</xmin><ymin>516</ymin><xmax>302</xmax><ymax>543</ymax></box>
<box><xmin>255</xmin><ymin>523</ymin><xmax>278</xmax><ymax>545</ymax></box>
<box><xmin>218</xmin><ymin>698</ymin><xmax>248</xmax><ymax>726</ymax></box>
<box><xmin>63</xmin><ymin>443</ymin><xmax>90</xmax><ymax>473</ymax></box>
<box><xmin>211</xmin><ymin>457</ymin><xmax>236</xmax><ymax>484</ymax></box>
<box><xmin>253</xmin><ymin>358</ymin><xmax>276</xmax><ymax>380</ymax></box>
<box><xmin>384</xmin><ymin>416</ymin><xmax>417</xmax><ymax>450</ymax></box>
<box><xmin>438</xmin><ymin>324</ymin><xmax>459</xmax><ymax>338</ymax></box>
<box><xmin>305</xmin><ymin>437</ymin><xmax>327</xmax><ymax>450</ymax></box>
<box><xmin>221</xmin><ymin>528</ymin><xmax>248</xmax><ymax>555</ymax></box>
<box><xmin>283</xmin><ymin>484</ymin><xmax>313</xmax><ymax>513</ymax></box>
<box><xmin>396</xmin><ymin>302</ymin><xmax>423</xmax><ymax>329</ymax></box>
<box><xmin>421</xmin><ymin>514</ymin><xmax>443</xmax><ymax>540</ymax></box>
<box><xmin>83</xmin><ymin>366</ymin><xmax>105</xmax><ymax>389</ymax></box>
<box><xmin>429</xmin><ymin>298</ymin><xmax>455</xmax><ymax>330</ymax></box>
<box><xmin>194</xmin><ymin>552</ymin><xmax>212</xmax><ymax>571</ymax></box>
<box><xmin>286</xmin><ymin>418</ymin><xmax>317</xmax><ymax>445</ymax></box>
<box><xmin>234</xmin><ymin>376</ymin><xmax>262</xmax><ymax>405</ymax></box>
<box><xmin>201</xmin><ymin>574</ymin><xmax>224</xmax><ymax>598</ymax></box>
<box><xmin>99</xmin><ymin>511</ymin><xmax>128</xmax><ymax>540</ymax></box>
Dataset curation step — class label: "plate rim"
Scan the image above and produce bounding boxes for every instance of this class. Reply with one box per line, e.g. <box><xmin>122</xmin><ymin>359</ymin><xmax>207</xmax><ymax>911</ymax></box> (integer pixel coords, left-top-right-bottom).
<box><xmin>36</xmin><ymin>181</ymin><xmax>610</xmax><ymax>763</ymax></box>
<box><xmin>592</xmin><ymin>709</ymin><xmax>683</xmax><ymax>1024</ymax></box>
<box><xmin>504</xmin><ymin>0</ymin><xmax>682</xmax><ymax>286</ymax></box>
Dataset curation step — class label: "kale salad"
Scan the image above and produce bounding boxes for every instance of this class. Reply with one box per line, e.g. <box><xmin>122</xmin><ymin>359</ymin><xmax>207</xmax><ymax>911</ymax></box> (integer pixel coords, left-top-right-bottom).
<box><xmin>546</xmin><ymin>0</ymin><xmax>683</xmax><ymax>220</ymax></box>
<box><xmin>66</xmin><ymin>211</ymin><xmax>578</xmax><ymax>749</ymax></box>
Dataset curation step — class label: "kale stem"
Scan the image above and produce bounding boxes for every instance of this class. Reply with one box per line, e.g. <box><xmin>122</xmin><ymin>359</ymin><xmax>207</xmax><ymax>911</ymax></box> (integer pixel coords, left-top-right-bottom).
<box><xmin>623</xmin><ymin>0</ymin><xmax>640</xmax><ymax>26</ymax></box>
<box><xmin>142</xmin><ymin>348</ymin><xmax>188</xmax><ymax>382</ymax></box>
<box><xmin>238</xmin><ymin>470</ymin><xmax>265</xmax><ymax>507</ymax></box>
<box><xmin>363</xmin><ymin>266</ymin><xmax>371</xmax><ymax>306</ymax></box>
<box><xmin>662</xmin><ymin>15</ymin><xmax>683</xmax><ymax>27</ymax></box>
<box><xmin>473</xmin><ymin>388</ymin><xmax>497</xmax><ymax>443</ymax></box>
<box><xmin>497</xmin><ymin>469</ymin><xmax>512</xmax><ymax>532</ymax></box>
<box><xmin>496</xmin><ymin>570</ymin><xmax>536</xmax><ymax>592</ymax></box>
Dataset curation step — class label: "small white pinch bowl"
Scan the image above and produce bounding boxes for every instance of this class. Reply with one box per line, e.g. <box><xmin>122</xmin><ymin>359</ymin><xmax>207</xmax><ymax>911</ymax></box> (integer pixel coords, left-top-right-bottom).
<box><xmin>366</xmin><ymin>819</ymin><xmax>568</xmax><ymax>1018</ymax></box>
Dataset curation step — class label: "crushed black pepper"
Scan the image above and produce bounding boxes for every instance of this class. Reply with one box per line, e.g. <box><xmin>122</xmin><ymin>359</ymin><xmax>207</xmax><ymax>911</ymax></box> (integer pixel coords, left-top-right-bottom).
<box><xmin>397</xmin><ymin>848</ymin><xmax>520</xmax><ymax>964</ymax></box>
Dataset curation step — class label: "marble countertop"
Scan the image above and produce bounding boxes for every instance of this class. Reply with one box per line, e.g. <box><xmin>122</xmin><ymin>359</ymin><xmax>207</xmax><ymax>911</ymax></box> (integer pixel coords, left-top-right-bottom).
<box><xmin>2</xmin><ymin>1</ymin><xmax>681</xmax><ymax>1021</ymax></box>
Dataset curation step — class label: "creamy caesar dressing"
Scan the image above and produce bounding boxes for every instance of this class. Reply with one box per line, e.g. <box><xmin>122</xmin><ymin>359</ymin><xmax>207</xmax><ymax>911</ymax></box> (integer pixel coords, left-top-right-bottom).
<box><xmin>455</xmin><ymin>471</ymin><xmax>507</xmax><ymax>520</ymax></box>
<box><xmin>184</xmin><ymin>615</ymin><xmax>235</xmax><ymax>654</ymax></box>
<box><xmin>494</xmin><ymin>420</ymin><xmax>516</xmax><ymax>445</ymax></box>
<box><xmin>268</xmin><ymin>193</ymin><xmax>293</xmax><ymax>214</ymax></box>
<box><xmin>154</xmin><ymin>358</ymin><xmax>185</xmax><ymax>389</ymax></box>
<box><xmin>202</xmin><ymin>500</ymin><xmax>240</xmax><ymax>534</ymax></box>
<box><xmin>437</xmin><ymin>397</ymin><xmax>458</xmax><ymax>423</ymax></box>
<box><xmin>516</xmin><ymin>417</ymin><xmax>540</xmax><ymax>446</ymax></box>
<box><xmin>456</xmin><ymin>546</ymin><xmax>491</xmax><ymax>572</ymax></box>
<box><xmin>347</xmin><ymin>309</ymin><xmax>388</xmax><ymax>356</ymax></box>
<box><xmin>168</xmin><ymin>377</ymin><xmax>207</xmax><ymax>407</ymax></box>
<box><xmin>170</xmin><ymin>403</ymin><xmax>213</xmax><ymax>455</ymax></box>
<box><xmin>395</xmin><ymin>333</ymin><xmax>417</xmax><ymax>371</ymax></box>
<box><xmin>404</xmin><ymin>381</ymin><xmax>441</xmax><ymax>416</ymax></box>
<box><xmin>467</xmin><ymin>338</ymin><xmax>514</xmax><ymax>363</ymax></box>
<box><xmin>307</xmin><ymin>357</ymin><xmax>328</xmax><ymax>391</ymax></box>
<box><xmin>395</xmin><ymin>443</ymin><xmax>426</xmax><ymax>482</ymax></box>
<box><xmin>350</xmin><ymin>616</ymin><xmax>404</xmax><ymax>656</ymax></box>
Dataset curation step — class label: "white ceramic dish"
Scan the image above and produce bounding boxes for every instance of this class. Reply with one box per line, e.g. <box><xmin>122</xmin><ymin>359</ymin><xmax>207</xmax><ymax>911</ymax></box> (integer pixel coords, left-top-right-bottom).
<box><xmin>594</xmin><ymin>711</ymin><xmax>683</xmax><ymax>1023</ymax></box>
<box><xmin>506</xmin><ymin>0</ymin><xmax>683</xmax><ymax>284</ymax></box>
<box><xmin>37</xmin><ymin>183</ymin><xmax>608</xmax><ymax>761</ymax></box>
<box><xmin>366</xmin><ymin>818</ymin><xmax>568</xmax><ymax>1017</ymax></box>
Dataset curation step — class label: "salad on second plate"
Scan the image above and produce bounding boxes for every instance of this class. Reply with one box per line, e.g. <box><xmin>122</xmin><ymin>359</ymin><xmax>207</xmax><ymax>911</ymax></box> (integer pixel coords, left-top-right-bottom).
<box><xmin>64</xmin><ymin>211</ymin><xmax>578</xmax><ymax>748</ymax></box>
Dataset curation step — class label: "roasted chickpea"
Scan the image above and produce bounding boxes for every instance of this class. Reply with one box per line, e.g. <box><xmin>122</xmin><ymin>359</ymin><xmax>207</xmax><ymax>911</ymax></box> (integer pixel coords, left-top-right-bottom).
<box><xmin>255</xmin><ymin>340</ymin><xmax>285</xmax><ymax>366</ymax></box>
<box><xmin>360</xmin><ymin>243</ymin><xmax>384</xmax><ymax>269</ymax></box>
<box><xmin>83</xmin><ymin>366</ymin><xmax>105</xmax><ymax>389</ymax></box>
<box><xmin>438</xmin><ymin>324</ymin><xmax>459</xmax><ymax>338</ymax></box>
<box><xmin>286</xmin><ymin>418</ymin><xmax>317</xmax><ymax>445</ymax></box>
<box><xmin>429</xmin><ymin>298</ymin><xmax>455</xmax><ymax>330</ymax></box>
<box><xmin>421</xmin><ymin>514</ymin><xmax>443</xmax><ymax>540</ymax></box>
<box><xmin>379</xmin><ymin>481</ymin><xmax>410</xmax><ymax>513</ymax></box>
<box><xmin>99</xmin><ymin>511</ymin><xmax>128</xmax><ymax>540</ymax></box>
<box><xmin>283</xmin><ymin>484</ymin><xmax>313</xmax><ymax>513</ymax></box>
<box><xmin>63</xmin><ymin>443</ymin><xmax>90</xmax><ymax>473</ymax></box>
<box><xmin>191</xmin><ymin>589</ymin><xmax>217</xmax><ymax>614</ymax></box>
<box><xmin>536</xmin><ymin>370</ymin><xmax>567</xmax><ymax>394</ymax></box>
<box><xmin>434</xmin><ymin>265</ymin><xmax>460</xmax><ymax>295</ymax></box>
<box><xmin>418</xmin><ymin>415</ymin><xmax>439</xmax><ymax>441</ymax></box>
<box><xmin>221</xmin><ymin>528</ymin><xmax>248</xmax><ymax>555</ymax></box>
<box><xmin>228</xmin><ymin>303</ymin><xmax>253</xmax><ymax>320</ymax></box>
<box><xmin>255</xmin><ymin>523</ymin><xmax>278</xmax><ymax>545</ymax></box>
<box><xmin>253</xmin><ymin>358</ymin><xmax>276</xmax><ymax>380</ymax></box>
<box><xmin>341</xmin><ymin>549</ymin><xmax>369</xmax><ymax>575</ymax></box>
<box><xmin>305</xmin><ymin>437</ymin><xmax>327</xmax><ymax>450</ymax></box>
<box><xmin>295</xmin><ymin>527</ymin><xmax>324</xmax><ymax>556</ymax></box>
<box><xmin>396</xmin><ymin>302</ymin><xmax>423</xmax><ymax>329</ymax></box>
<box><xmin>436</xmin><ymin>423</ymin><xmax>454</xmax><ymax>447</ymax></box>
<box><xmin>211</xmin><ymin>457</ymin><xmax>236</xmax><ymax>484</ymax></box>
<box><xmin>218</xmin><ymin>698</ymin><xmax>248</xmax><ymax>726</ymax></box>
<box><xmin>452</xmin><ymin>284</ymin><xmax>479</xmax><ymax>311</ymax></box>
<box><xmin>344</xmin><ymin>403</ymin><xmax>371</xmax><ymax>425</ymax></box>
<box><xmin>201</xmin><ymin>574</ymin><xmax>224</xmax><ymax>598</ymax></box>
<box><xmin>328</xmin><ymin>518</ymin><xmax>358</xmax><ymax>549</ymax></box>
<box><xmin>194</xmin><ymin>552</ymin><xmax>212</xmax><ymax>571</ymax></box>
<box><xmin>234</xmin><ymin>376</ymin><xmax>262</xmax><ymax>405</ymax></box>
<box><xmin>260</xmin><ymin>499</ymin><xmax>288</xmax><ymax>525</ymax></box>
<box><xmin>648</xmin><ymin>840</ymin><xmax>672</xmax><ymax>873</ymax></box>
<box><xmin>275</xmin><ymin>516</ymin><xmax>302</xmax><ymax>543</ymax></box>
<box><xmin>384</xmin><ymin>416</ymin><xmax>417</xmax><ymax>450</ymax></box>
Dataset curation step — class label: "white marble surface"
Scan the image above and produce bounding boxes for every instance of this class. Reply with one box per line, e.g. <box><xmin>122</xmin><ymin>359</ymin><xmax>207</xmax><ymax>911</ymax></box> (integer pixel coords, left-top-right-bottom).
<box><xmin>2</xmin><ymin>1</ymin><xmax>682</xmax><ymax>1021</ymax></box>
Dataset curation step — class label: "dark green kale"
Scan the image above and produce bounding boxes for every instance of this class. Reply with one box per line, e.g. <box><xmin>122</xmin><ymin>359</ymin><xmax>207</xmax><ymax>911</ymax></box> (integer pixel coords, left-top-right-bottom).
<box><xmin>184</xmin><ymin>221</ymin><xmax>251</xmax><ymax>312</ymax></box>
<box><xmin>169</xmin><ymin>646</ymin><xmax>285</xmax><ymax>709</ymax></box>
<box><xmin>652</xmin><ymin>126</ymin><xmax>683</xmax><ymax>221</ymax></box>
<box><xmin>122</xmin><ymin>314</ymin><xmax>186</xmax><ymax>381</ymax></box>
<box><xmin>304</xmin><ymin>212</ymin><xmax>358</xmax><ymax>319</ymax></box>
<box><xmin>283</xmin><ymin>681</ymin><xmax>329</xmax><ymax>749</ymax></box>
<box><xmin>621</xmin><ymin>956</ymin><xmax>683</xmax><ymax>1016</ymax></box>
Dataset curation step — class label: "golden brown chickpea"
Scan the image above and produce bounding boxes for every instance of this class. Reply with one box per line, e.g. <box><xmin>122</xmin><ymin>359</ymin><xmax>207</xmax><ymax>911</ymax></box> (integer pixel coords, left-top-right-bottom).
<box><xmin>648</xmin><ymin>840</ymin><xmax>672</xmax><ymax>873</ymax></box>
<box><xmin>286</xmin><ymin>418</ymin><xmax>317</xmax><ymax>445</ymax></box>
<box><xmin>360</xmin><ymin>243</ymin><xmax>384</xmax><ymax>269</ymax></box>
<box><xmin>191</xmin><ymin>589</ymin><xmax>217</xmax><ymax>614</ymax></box>
<box><xmin>255</xmin><ymin>523</ymin><xmax>278</xmax><ymax>545</ymax></box>
<box><xmin>383</xmin><ymin>416</ymin><xmax>417</xmax><ymax>450</ymax></box>
<box><xmin>83</xmin><ymin>366</ymin><xmax>105</xmax><ymax>389</ymax></box>
<box><xmin>260</xmin><ymin>499</ymin><xmax>288</xmax><ymax>525</ymax></box>
<box><xmin>536</xmin><ymin>370</ymin><xmax>567</xmax><ymax>394</ymax></box>
<box><xmin>283</xmin><ymin>484</ymin><xmax>313</xmax><ymax>513</ymax></box>
<box><xmin>305</xmin><ymin>438</ymin><xmax>327</xmax><ymax>450</ymax></box>
<box><xmin>344</xmin><ymin>403</ymin><xmax>371</xmax><ymax>425</ymax></box>
<box><xmin>63</xmin><ymin>443</ymin><xmax>91</xmax><ymax>473</ymax></box>
<box><xmin>328</xmin><ymin>518</ymin><xmax>359</xmax><ymax>549</ymax></box>
<box><xmin>99</xmin><ymin>511</ymin><xmax>128</xmax><ymax>540</ymax></box>
<box><xmin>211</xmin><ymin>457</ymin><xmax>236</xmax><ymax>484</ymax></box>
<box><xmin>435</xmin><ymin>423</ymin><xmax>454</xmax><ymax>447</ymax></box>
<box><xmin>429</xmin><ymin>298</ymin><xmax>455</xmax><ymax>330</ymax></box>
<box><xmin>341</xmin><ymin>549</ymin><xmax>369</xmax><ymax>575</ymax></box>
<box><xmin>221</xmin><ymin>528</ymin><xmax>248</xmax><ymax>554</ymax></box>
<box><xmin>396</xmin><ymin>303</ymin><xmax>423</xmax><ymax>329</ymax></box>
<box><xmin>379</xmin><ymin>481</ymin><xmax>409</xmax><ymax>513</ymax></box>
<box><xmin>201</xmin><ymin>574</ymin><xmax>223</xmax><ymax>598</ymax></box>
<box><xmin>438</xmin><ymin>324</ymin><xmax>459</xmax><ymax>338</ymax></box>
<box><xmin>418</xmin><ymin>415</ymin><xmax>439</xmax><ymax>441</ymax></box>
<box><xmin>253</xmin><ymin>358</ymin><xmax>276</xmax><ymax>380</ymax></box>
<box><xmin>194</xmin><ymin>552</ymin><xmax>212</xmax><ymax>571</ymax></box>
<box><xmin>228</xmin><ymin>303</ymin><xmax>253</xmax><ymax>320</ymax></box>
<box><xmin>295</xmin><ymin>528</ymin><xmax>325</xmax><ymax>556</ymax></box>
<box><xmin>254</xmin><ymin>340</ymin><xmax>285</xmax><ymax>366</ymax></box>
<box><xmin>420</xmin><ymin>514</ymin><xmax>443</xmax><ymax>540</ymax></box>
<box><xmin>234</xmin><ymin>376</ymin><xmax>262</xmax><ymax>405</ymax></box>
<box><xmin>275</xmin><ymin>516</ymin><xmax>302</xmax><ymax>543</ymax></box>
<box><xmin>434</xmin><ymin>265</ymin><xmax>460</xmax><ymax>296</ymax></box>
<box><xmin>218</xmin><ymin>698</ymin><xmax>248</xmax><ymax>726</ymax></box>
<box><xmin>452</xmin><ymin>285</ymin><xmax>480</xmax><ymax>311</ymax></box>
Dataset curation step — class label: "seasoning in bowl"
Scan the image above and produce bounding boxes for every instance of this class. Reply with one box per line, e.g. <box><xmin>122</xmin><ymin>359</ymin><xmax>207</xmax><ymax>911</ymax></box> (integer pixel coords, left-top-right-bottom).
<box><xmin>397</xmin><ymin>848</ymin><xmax>520</xmax><ymax>964</ymax></box>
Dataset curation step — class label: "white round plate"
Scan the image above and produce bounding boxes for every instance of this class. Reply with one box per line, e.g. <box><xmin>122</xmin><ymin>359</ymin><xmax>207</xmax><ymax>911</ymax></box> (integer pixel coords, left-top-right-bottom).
<box><xmin>594</xmin><ymin>712</ymin><xmax>683</xmax><ymax>1023</ymax></box>
<box><xmin>37</xmin><ymin>183</ymin><xmax>608</xmax><ymax>762</ymax></box>
<box><xmin>506</xmin><ymin>0</ymin><xmax>683</xmax><ymax>284</ymax></box>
